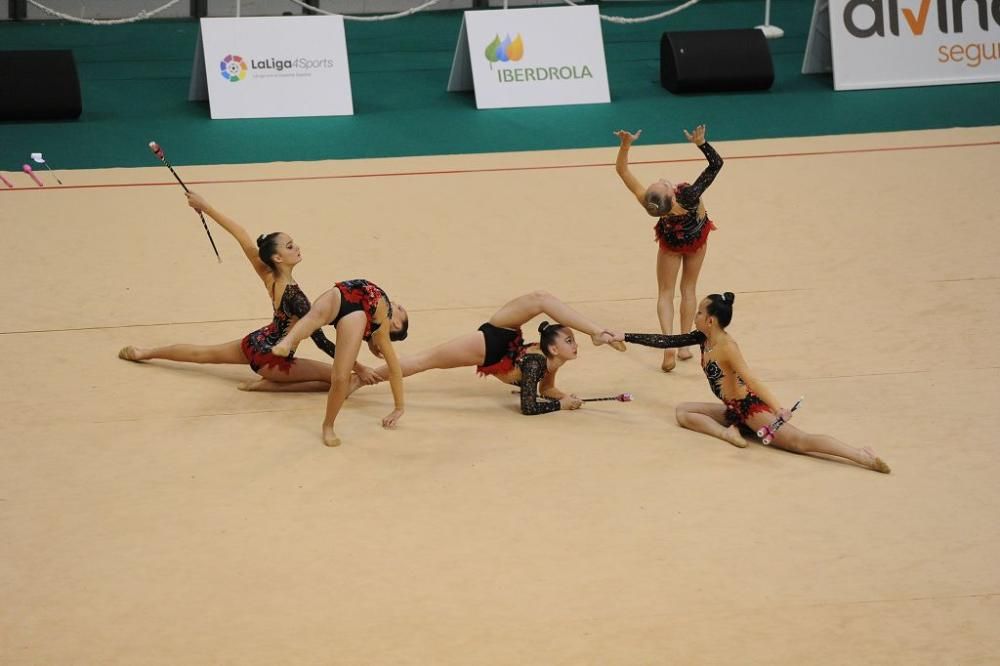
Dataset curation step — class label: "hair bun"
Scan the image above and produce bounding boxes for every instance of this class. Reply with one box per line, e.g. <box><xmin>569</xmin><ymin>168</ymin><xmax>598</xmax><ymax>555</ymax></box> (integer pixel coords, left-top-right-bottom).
<box><xmin>537</xmin><ymin>320</ymin><xmax>550</xmax><ymax>334</ymax></box>
<box><xmin>723</xmin><ymin>291</ymin><xmax>735</xmax><ymax>304</ymax></box>
<box><xmin>256</xmin><ymin>234</ymin><xmax>267</xmax><ymax>248</ymax></box>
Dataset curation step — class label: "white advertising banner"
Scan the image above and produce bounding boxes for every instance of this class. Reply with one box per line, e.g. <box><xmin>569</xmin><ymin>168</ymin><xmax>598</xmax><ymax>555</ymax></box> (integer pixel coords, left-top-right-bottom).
<box><xmin>448</xmin><ymin>6</ymin><xmax>610</xmax><ymax>109</ymax></box>
<box><xmin>829</xmin><ymin>0</ymin><xmax>1000</xmax><ymax>89</ymax></box>
<box><xmin>197</xmin><ymin>16</ymin><xmax>353</xmax><ymax>119</ymax></box>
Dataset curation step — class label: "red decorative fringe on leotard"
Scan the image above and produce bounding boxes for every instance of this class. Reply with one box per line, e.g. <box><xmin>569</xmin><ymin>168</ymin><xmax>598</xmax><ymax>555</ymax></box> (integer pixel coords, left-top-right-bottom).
<box><xmin>723</xmin><ymin>392</ymin><xmax>772</xmax><ymax>427</ymax></box>
<box><xmin>241</xmin><ymin>335</ymin><xmax>294</xmax><ymax>374</ymax></box>
<box><xmin>476</xmin><ymin>332</ymin><xmax>526</xmax><ymax>377</ymax></box>
<box><xmin>654</xmin><ymin>217</ymin><xmax>716</xmax><ymax>255</ymax></box>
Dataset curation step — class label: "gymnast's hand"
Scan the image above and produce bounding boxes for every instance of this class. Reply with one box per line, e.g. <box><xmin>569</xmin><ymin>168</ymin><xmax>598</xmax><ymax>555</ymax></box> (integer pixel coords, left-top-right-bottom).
<box><xmin>614</xmin><ymin>129</ymin><xmax>642</xmax><ymax>146</ymax></box>
<box><xmin>560</xmin><ymin>395</ymin><xmax>583</xmax><ymax>411</ymax></box>
<box><xmin>355</xmin><ymin>364</ymin><xmax>381</xmax><ymax>386</ymax></box>
<box><xmin>777</xmin><ymin>407</ymin><xmax>793</xmax><ymax>423</ymax></box>
<box><xmin>684</xmin><ymin>124</ymin><xmax>706</xmax><ymax>146</ymax></box>
<box><xmin>592</xmin><ymin>329</ymin><xmax>627</xmax><ymax>352</ymax></box>
<box><xmin>382</xmin><ymin>408</ymin><xmax>404</xmax><ymax>429</ymax></box>
<box><xmin>186</xmin><ymin>191</ymin><xmax>210</xmax><ymax>212</ymax></box>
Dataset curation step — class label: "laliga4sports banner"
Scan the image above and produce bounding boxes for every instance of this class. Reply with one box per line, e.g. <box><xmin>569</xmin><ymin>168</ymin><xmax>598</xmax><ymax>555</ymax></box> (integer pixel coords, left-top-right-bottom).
<box><xmin>448</xmin><ymin>5</ymin><xmax>611</xmax><ymax>109</ymax></box>
<box><xmin>197</xmin><ymin>16</ymin><xmax>353</xmax><ymax>119</ymax></box>
<box><xmin>829</xmin><ymin>0</ymin><xmax>1000</xmax><ymax>89</ymax></box>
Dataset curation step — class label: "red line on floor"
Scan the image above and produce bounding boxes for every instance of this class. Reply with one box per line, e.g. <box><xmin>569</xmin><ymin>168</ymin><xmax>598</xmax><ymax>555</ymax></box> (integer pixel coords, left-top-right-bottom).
<box><xmin>1</xmin><ymin>140</ymin><xmax>996</xmax><ymax>192</ymax></box>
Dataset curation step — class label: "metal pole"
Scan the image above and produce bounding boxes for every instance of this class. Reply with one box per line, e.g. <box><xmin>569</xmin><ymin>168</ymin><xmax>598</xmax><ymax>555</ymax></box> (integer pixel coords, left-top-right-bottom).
<box><xmin>756</xmin><ymin>0</ymin><xmax>784</xmax><ymax>38</ymax></box>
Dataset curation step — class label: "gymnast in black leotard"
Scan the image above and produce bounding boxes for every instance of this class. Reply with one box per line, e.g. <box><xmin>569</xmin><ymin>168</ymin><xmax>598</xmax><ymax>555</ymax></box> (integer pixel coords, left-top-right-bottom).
<box><xmin>118</xmin><ymin>191</ymin><xmax>367</xmax><ymax>392</ymax></box>
<box><xmin>242</xmin><ymin>282</ymin><xmax>337</xmax><ymax>374</ymax></box>
<box><xmin>615</xmin><ymin>124</ymin><xmax>725</xmax><ymax>372</ymax></box>
<box><xmin>269</xmin><ymin>278</ymin><xmax>409</xmax><ymax>447</ymax></box>
<box><xmin>351</xmin><ymin>291</ymin><xmax>626</xmax><ymax>415</ymax></box>
<box><xmin>625</xmin><ymin>292</ymin><xmax>891</xmax><ymax>473</ymax></box>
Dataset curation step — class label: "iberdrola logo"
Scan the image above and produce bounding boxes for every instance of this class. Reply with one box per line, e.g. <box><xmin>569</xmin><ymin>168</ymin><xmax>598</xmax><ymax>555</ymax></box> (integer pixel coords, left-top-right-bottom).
<box><xmin>485</xmin><ymin>34</ymin><xmax>524</xmax><ymax>68</ymax></box>
<box><xmin>220</xmin><ymin>54</ymin><xmax>248</xmax><ymax>82</ymax></box>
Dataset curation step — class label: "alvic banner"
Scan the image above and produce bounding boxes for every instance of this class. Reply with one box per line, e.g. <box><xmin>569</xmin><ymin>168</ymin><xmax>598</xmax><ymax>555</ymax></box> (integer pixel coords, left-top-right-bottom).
<box><xmin>448</xmin><ymin>5</ymin><xmax>610</xmax><ymax>109</ymax></box>
<box><xmin>829</xmin><ymin>0</ymin><xmax>1000</xmax><ymax>89</ymax></box>
<box><xmin>198</xmin><ymin>16</ymin><xmax>353</xmax><ymax>119</ymax></box>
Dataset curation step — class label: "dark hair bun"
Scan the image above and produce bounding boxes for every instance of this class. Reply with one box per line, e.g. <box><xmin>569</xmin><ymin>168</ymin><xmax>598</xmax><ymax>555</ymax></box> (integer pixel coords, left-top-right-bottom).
<box><xmin>256</xmin><ymin>234</ymin><xmax>267</xmax><ymax>248</ymax></box>
<box><xmin>537</xmin><ymin>320</ymin><xmax>550</xmax><ymax>334</ymax></box>
<box><xmin>723</xmin><ymin>291</ymin><xmax>735</xmax><ymax>304</ymax></box>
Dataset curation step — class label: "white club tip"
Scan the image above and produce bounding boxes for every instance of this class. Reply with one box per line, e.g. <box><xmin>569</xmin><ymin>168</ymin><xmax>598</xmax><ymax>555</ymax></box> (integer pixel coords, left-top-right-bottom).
<box><xmin>30</xmin><ymin>152</ymin><xmax>45</xmax><ymax>163</ymax></box>
<box><xmin>756</xmin><ymin>24</ymin><xmax>785</xmax><ymax>39</ymax></box>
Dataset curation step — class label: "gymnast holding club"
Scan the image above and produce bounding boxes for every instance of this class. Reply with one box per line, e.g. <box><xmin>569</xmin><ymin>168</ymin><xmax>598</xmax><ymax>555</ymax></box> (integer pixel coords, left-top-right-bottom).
<box><xmin>624</xmin><ymin>292</ymin><xmax>891</xmax><ymax>473</ymax></box>
<box><xmin>348</xmin><ymin>291</ymin><xmax>626</xmax><ymax>415</ymax></box>
<box><xmin>118</xmin><ymin>191</ymin><xmax>379</xmax><ymax>392</ymax></box>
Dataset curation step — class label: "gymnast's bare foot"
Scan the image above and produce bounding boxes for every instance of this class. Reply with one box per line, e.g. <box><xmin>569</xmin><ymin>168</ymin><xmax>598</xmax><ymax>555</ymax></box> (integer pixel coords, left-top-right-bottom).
<box><xmin>118</xmin><ymin>346</ymin><xmax>144</xmax><ymax>361</ymax></box>
<box><xmin>661</xmin><ymin>349</ymin><xmax>677</xmax><ymax>372</ymax></box>
<box><xmin>592</xmin><ymin>330</ymin><xmax>627</xmax><ymax>352</ymax></box>
<box><xmin>322</xmin><ymin>424</ymin><xmax>341</xmax><ymax>447</ymax></box>
<box><xmin>271</xmin><ymin>339</ymin><xmax>293</xmax><ymax>358</ymax></box>
<box><xmin>721</xmin><ymin>424</ymin><xmax>749</xmax><ymax>448</ymax></box>
<box><xmin>861</xmin><ymin>446</ymin><xmax>891</xmax><ymax>473</ymax></box>
<box><xmin>678</xmin><ymin>347</ymin><xmax>693</xmax><ymax>361</ymax></box>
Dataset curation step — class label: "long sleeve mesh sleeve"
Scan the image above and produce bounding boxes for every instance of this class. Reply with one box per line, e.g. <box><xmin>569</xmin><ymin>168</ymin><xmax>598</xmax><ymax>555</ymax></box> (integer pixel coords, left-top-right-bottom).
<box><xmin>676</xmin><ymin>142</ymin><xmax>723</xmax><ymax>207</ymax></box>
<box><xmin>309</xmin><ymin>330</ymin><xmax>338</xmax><ymax>359</ymax></box>
<box><xmin>282</xmin><ymin>285</ymin><xmax>338</xmax><ymax>359</ymax></box>
<box><xmin>518</xmin><ymin>354</ymin><xmax>561</xmax><ymax>416</ymax></box>
<box><xmin>624</xmin><ymin>331</ymin><xmax>706</xmax><ymax>349</ymax></box>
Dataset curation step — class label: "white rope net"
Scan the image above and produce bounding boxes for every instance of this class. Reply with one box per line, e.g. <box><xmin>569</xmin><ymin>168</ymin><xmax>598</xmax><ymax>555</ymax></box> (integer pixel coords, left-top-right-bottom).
<box><xmin>24</xmin><ymin>0</ymin><xmax>702</xmax><ymax>26</ymax></box>
<box><xmin>25</xmin><ymin>0</ymin><xmax>183</xmax><ymax>25</ymax></box>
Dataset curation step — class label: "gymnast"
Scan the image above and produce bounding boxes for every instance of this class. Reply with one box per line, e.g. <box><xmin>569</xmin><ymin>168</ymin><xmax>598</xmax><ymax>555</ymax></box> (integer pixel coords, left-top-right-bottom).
<box><xmin>614</xmin><ymin>124</ymin><xmax>723</xmax><ymax>372</ymax></box>
<box><xmin>625</xmin><ymin>293</ymin><xmax>891</xmax><ymax>473</ymax></box>
<box><xmin>349</xmin><ymin>291</ymin><xmax>626</xmax><ymax>415</ymax></box>
<box><xmin>117</xmin><ymin>192</ymin><xmax>374</xmax><ymax>390</ymax></box>
<box><xmin>270</xmin><ymin>279</ymin><xmax>408</xmax><ymax>446</ymax></box>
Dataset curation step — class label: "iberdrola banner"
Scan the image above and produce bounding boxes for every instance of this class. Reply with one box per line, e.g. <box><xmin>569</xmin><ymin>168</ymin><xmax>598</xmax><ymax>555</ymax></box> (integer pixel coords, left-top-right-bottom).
<box><xmin>447</xmin><ymin>5</ymin><xmax>611</xmax><ymax>109</ymax></box>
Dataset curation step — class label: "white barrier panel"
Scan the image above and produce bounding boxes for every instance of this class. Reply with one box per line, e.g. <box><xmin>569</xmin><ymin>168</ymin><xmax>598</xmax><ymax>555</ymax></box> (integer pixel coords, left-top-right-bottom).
<box><xmin>193</xmin><ymin>16</ymin><xmax>353</xmax><ymax>119</ymax></box>
<box><xmin>448</xmin><ymin>5</ymin><xmax>610</xmax><ymax>109</ymax></box>
<box><xmin>829</xmin><ymin>0</ymin><xmax>1000</xmax><ymax>89</ymax></box>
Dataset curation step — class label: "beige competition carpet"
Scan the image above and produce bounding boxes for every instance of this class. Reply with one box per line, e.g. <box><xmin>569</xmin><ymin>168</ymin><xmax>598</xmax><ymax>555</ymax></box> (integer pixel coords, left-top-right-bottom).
<box><xmin>2</xmin><ymin>127</ymin><xmax>999</xmax><ymax>664</ymax></box>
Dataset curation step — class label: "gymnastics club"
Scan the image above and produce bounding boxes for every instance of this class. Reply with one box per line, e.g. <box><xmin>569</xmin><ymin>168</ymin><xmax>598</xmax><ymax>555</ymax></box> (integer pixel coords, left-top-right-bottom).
<box><xmin>29</xmin><ymin>152</ymin><xmax>62</xmax><ymax>184</ymax></box>
<box><xmin>22</xmin><ymin>164</ymin><xmax>43</xmax><ymax>187</ymax></box>
<box><xmin>756</xmin><ymin>396</ymin><xmax>804</xmax><ymax>445</ymax></box>
<box><xmin>512</xmin><ymin>391</ymin><xmax>634</xmax><ymax>402</ymax></box>
<box><xmin>148</xmin><ymin>141</ymin><xmax>222</xmax><ymax>263</ymax></box>
<box><xmin>0</xmin><ymin>173</ymin><xmax>13</xmax><ymax>188</ymax></box>
<box><xmin>580</xmin><ymin>393</ymin><xmax>633</xmax><ymax>403</ymax></box>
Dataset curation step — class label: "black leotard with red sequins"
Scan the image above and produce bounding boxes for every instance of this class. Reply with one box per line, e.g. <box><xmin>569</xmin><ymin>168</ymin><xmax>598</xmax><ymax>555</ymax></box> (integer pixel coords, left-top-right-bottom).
<box><xmin>242</xmin><ymin>283</ymin><xmax>337</xmax><ymax>372</ymax></box>
<box><xmin>624</xmin><ymin>331</ymin><xmax>772</xmax><ymax>425</ymax></box>
<box><xmin>653</xmin><ymin>142</ymin><xmax>723</xmax><ymax>253</ymax></box>
<box><xmin>330</xmin><ymin>279</ymin><xmax>391</xmax><ymax>341</ymax></box>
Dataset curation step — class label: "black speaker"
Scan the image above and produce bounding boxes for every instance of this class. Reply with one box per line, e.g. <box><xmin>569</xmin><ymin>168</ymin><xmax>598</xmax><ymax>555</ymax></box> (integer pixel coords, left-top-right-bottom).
<box><xmin>0</xmin><ymin>50</ymin><xmax>83</xmax><ymax>121</ymax></box>
<box><xmin>660</xmin><ymin>29</ymin><xmax>774</xmax><ymax>94</ymax></box>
